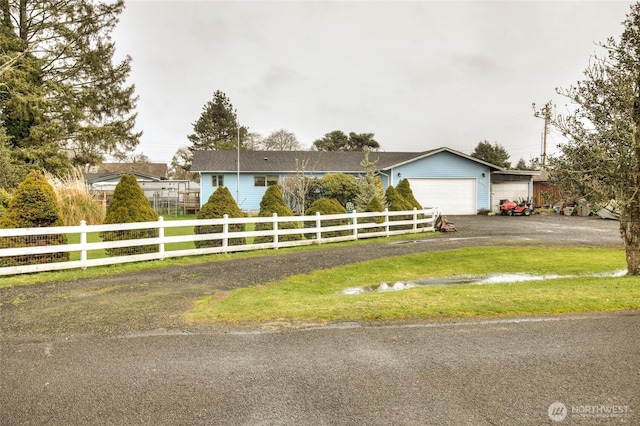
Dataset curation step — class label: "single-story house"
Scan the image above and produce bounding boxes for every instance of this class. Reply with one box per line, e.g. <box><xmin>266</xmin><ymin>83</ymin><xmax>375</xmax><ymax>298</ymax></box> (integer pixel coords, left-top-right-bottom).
<box><xmin>191</xmin><ymin>147</ymin><xmax>538</xmax><ymax>215</ymax></box>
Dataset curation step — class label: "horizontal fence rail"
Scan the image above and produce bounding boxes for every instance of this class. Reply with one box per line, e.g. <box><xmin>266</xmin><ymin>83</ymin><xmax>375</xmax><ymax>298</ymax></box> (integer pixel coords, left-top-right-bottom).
<box><xmin>0</xmin><ymin>207</ymin><xmax>440</xmax><ymax>276</ymax></box>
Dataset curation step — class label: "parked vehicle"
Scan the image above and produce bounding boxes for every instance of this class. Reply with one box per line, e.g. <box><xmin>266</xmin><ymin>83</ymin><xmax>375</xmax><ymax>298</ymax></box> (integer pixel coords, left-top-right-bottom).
<box><xmin>499</xmin><ymin>199</ymin><xmax>532</xmax><ymax>216</ymax></box>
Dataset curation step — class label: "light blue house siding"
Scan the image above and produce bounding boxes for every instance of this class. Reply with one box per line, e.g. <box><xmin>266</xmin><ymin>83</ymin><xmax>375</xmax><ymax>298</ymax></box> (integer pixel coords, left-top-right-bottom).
<box><xmin>195</xmin><ymin>148</ymin><xmax>497</xmax><ymax>213</ymax></box>
<box><xmin>201</xmin><ymin>172</ymin><xmax>330</xmax><ymax>212</ymax></box>
<box><xmin>383</xmin><ymin>151</ymin><xmax>492</xmax><ymax>211</ymax></box>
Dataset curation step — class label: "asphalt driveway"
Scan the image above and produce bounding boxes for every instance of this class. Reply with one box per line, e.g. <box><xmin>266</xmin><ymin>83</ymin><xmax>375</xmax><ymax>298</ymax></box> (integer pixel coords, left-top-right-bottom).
<box><xmin>0</xmin><ymin>213</ymin><xmax>636</xmax><ymax>425</ymax></box>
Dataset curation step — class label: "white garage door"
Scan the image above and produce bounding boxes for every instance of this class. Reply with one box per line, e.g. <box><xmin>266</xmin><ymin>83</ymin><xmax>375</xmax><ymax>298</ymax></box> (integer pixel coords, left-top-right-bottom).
<box><xmin>407</xmin><ymin>178</ymin><xmax>476</xmax><ymax>215</ymax></box>
<box><xmin>491</xmin><ymin>182</ymin><xmax>529</xmax><ymax>212</ymax></box>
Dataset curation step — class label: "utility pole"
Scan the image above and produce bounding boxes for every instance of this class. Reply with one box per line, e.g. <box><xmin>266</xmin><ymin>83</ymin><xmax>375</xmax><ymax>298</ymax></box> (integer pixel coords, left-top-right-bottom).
<box><xmin>541</xmin><ymin>102</ymin><xmax>551</xmax><ymax>169</ymax></box>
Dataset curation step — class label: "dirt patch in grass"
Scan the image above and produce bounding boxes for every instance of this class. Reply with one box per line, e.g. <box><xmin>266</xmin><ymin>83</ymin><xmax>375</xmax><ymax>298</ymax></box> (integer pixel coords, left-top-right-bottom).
<box><xmin>0</xmin><ymin>215</ymin><xmax>623</xmax><ymax>338</ymax></box>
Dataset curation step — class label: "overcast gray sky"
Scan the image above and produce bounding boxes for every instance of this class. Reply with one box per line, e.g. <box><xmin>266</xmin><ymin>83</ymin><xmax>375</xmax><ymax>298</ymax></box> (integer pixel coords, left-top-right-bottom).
<box><xmin>112</xmin><ymin>0</ymin><xmax>633</xmax><ymax>165</ymax></box>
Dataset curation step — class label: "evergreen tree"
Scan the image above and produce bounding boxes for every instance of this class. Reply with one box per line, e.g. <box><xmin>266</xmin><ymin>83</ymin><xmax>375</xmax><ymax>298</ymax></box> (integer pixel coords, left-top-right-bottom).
<box><xmin>0</xmin><ymin>0</ymin><xmax>140</xmax><ymax>166</ymax></box>
<box><xmin>0</xmin><ymin>170</ymin><xmax>69</xmax><ymax>266</ymax></box>
<box><xmin>356</xmin><ymin>149</ymin><xmax>386</xmax><ymax>210</ymax></box>
<box><xmin>101</xmin><ymin>174</ymin><xmax>158</xmax><ymax>256</ymax></box>
<box><xmin>470</xmin><ymin>141</ymin><xmax>511</xmax><ymax>169</ymax></box>
<box><xmin>187</xmin><ymin>90</ymin><xmax>249</xmax><ymax>152</ymax></box>
<box><xmin>195</xmin><ymin>186</ymin><xmax>246</xmax><ymax>248</ymax></box>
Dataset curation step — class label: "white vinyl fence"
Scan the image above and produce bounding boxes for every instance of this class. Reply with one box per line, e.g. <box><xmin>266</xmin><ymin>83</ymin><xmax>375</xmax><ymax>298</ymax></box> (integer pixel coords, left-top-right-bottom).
<box><xmin>0</xmin><ymin>207</ymin><xmax>440</xmax><ymax>276</ymax></box>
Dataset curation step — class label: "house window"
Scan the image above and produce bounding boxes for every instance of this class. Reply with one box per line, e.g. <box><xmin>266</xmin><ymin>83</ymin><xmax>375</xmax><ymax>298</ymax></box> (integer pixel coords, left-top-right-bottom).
<box><xmin>254</xmin><ymin>175</ymin><xmax>279</xmax><ymax>187</ymax></box>
<box><xmin>211</xmin><ymin>175</ymin><xmax>224</xmax><ymax>187</ymax></box>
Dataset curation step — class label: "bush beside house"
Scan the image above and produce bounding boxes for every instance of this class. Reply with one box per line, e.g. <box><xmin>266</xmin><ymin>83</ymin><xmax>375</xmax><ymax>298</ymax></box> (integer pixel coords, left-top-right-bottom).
<box><xmin>254</xmin><ymin>185</ymin><xmax>302</xmax><ymax>243</ymax></box>
<box><xmin>195</xmin><ymin>186</ymin><xmax>246</xmax><ymax>248</ymax></box>
<box><xmin>304</xmin><ymin>197</ymin><xmax>350</xmax><ymax>239</ymax></box>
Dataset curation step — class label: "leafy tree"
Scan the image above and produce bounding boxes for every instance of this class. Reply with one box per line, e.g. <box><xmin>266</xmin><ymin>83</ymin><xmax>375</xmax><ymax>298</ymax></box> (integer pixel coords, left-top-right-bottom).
<box><xmin>348</xmin><ymin>132</ymin><xmax>380</xmax><ymax>151</ymax></box>
<box><xmin>1</xmin><ymin>0</ymin><xmax>141</xmax><ymax>166</ymax></box>
<box><xmin>470</xmin><ymin>141</ymin><xmax>511</xmax><ymax>169</ymax></box>
<box><xmin>168</xmin><ymin>146</ymin><xmax>198</xmax><ymax>181</ymax></box>
<box><xmin>539</xmin><ymin>3</ymin><xmax>640</xmax><ymax>274</ymax></box>
<box><xmin>0</xmin><ymin>170</ymin><xmax>69</xmax><ymax>266</ymax></box>
<box><xmin>187</xmin><ymin>90</ymin><xmax>249</xmax><ymax>152</ymax></box>
<box><xmin>261</xmin><ymin>129</ymin><xmax>301</xmax><ymax>150</ymax></box>
<box><xmin>101</xmin><ymin>174</ymin><xmax>158</xmax><ymax>256</ymax></box>
<box><xmin>254</xmin><ymin>185</ymin><xmax>301</xmax><ymax>243</ymax></box>
<box><xmin>320</xmin><ymin>173</ymin><xmax>359</xmax><ymax>207</ymax></box>
<box><xmin>313</xmin><ymin>130</ymin><xmax>349</xmax><ymax>151</ymax></box>
<box><xmin>313</xmin><ymin>130</ymin><xmax>380</xmax><ymax>151</ymax></box>
<box><xmin>194</xmin><ymin>186</ymin><xmax>245</xmax><ymax>248</ymax></box>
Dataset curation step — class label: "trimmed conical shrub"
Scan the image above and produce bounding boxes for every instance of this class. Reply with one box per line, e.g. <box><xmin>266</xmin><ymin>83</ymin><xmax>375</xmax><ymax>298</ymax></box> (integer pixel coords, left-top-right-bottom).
<box><xmin>0</xmin><ymin>170</ymin><xmax>69</xmax><ymax>266</ymax></box>
<box><xmin>385</xmin><ymin>185</ymin><xmax>414</xmax><ymax>230</ymax></box>
<box><xmin>396</xmin><ymin>179</ymin><xmax>422</xmax><ymax>209</ymax></box>
<box><xmin>396</xmin><ymin>178</ymin><xmax>425</xmax><ymax>228</ymax></box>
<box><xmin>254</xmin><ymin>185</ymin><xmax>301</xmax><ymax>243</ymax></box>
<box><xmin>101</xmin><ymin>174</ymin><xmax>159</xmax><ymax>256</ymax></box>
<box><xmin>304</xmin><ymin>197</ymin><xmax>349</xmax><ymax>238</ymax></box>
<box><xmin>195</xmin><ymin>186</ymin><xmax>246</xmax><ymax>248</ymax></box>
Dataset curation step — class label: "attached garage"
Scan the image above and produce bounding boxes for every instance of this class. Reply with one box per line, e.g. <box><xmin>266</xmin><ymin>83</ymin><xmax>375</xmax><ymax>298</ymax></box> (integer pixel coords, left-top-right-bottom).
<box><xmin>408</xmin><ymin>178</ymin><xmax>477</xmax><ymax>215</ymax></box>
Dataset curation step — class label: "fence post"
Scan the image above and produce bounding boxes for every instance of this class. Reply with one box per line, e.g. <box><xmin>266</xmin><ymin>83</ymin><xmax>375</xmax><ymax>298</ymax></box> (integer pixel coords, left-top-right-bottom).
<box><xmin>413</xmin><ymin>207</ymin><xmax>418</xmax><ymax>231</ymax></box>
<box><xmin>222</xmin><ymin>214</ymin><xmax>229</xmax><ymax>251</ymax></box>
<box><xmin>352</xmin><ymin>209</ymin><xmax>358</xmax><ymax>239</ymax></box>
<box><xmin>273</xmin><ymin>213</ymin><xmax>279</xmax><ymax>249</ymax></box>
<box><xmin>315</xmin><ymin>212</ymin><xmax>322</xmax><ymax>243</ymax></box>
<box><xmin>80</xmin><ymin>220</ymin><xmax>87</xmax><ymax>269</ymax></box>
<box><xmin>384</xmin><ymin>208</ymin><xmax>390</xmax><ymax>236</ymax></box>
<box><xmin>158</xmin><ymin>216</ymin><xmax>165</xmax><ymax>260</ymax></box>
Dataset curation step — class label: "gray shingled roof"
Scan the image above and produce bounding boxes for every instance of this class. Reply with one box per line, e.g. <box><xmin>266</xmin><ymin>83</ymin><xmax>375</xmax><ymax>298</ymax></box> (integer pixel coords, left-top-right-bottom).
<box><xmin>190</xmin><ymin>148</ymin><xmax>496</xmax><ymax>173</ymax></box>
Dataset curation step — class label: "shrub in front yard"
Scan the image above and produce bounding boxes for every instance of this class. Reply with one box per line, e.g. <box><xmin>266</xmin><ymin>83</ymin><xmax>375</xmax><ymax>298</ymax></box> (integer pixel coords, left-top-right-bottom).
<box><xmin>0</xmin><ymin>170</ymin><xmax>69</xmax><ymax>266</ymax></box>
<box><xmin>254</xmin><ymin>185</ymin><xmax>301</xmax><ymax>243</ymax></box>
<box><xmin>0</xmin><ymin>188</ymin><xmax>11</xmax><ymax>219</ymax></box>
<box><xmin>360</xmin><ymin>195</ymin><xmax>386</xmax><ymax>233</ymax></box>
<box><xmin>386</xmin><ymin>185</ymin><xmax>414</xmax><ymax>230</ymax></box>
<box><xmin>320</xmin><ymin>173</ymin><xmax>360</xmax><ymax>207</ymax></box>
<box><xmin>303</xmin><ymin>197</ymin><xmax>349</xmax><ymax>239</ymax></box>
<box><xmin>396</xmin><ymin>179</ymin><xmax>422</xmax><ymax>209</ymax></box>
<box><xmin>101</xmin><ymin>174</ymin><xmax>159</xmax><ymax>256</ymax></box>
<box><xmin>195</xmin><ymin>186</ymin><xmax>246</xmax><ymax>248</ymax></box>
<box><xmin>396</xmin><ymin>178</ymin><xmax>425</xmax><ymax>227</ymax></box>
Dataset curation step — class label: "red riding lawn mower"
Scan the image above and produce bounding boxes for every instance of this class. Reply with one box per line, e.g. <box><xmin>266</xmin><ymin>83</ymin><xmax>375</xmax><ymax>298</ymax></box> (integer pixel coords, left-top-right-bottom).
<box><xmin>499</xmin><ymin>199</ymin><xmax>532</xmax><ymax>216</ymax></box>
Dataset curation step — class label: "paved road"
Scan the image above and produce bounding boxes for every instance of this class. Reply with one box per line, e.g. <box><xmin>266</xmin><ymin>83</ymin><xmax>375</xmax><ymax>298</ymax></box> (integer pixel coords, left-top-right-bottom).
<box><xmin>0</xmin><ymin>214</ymin><xmax>637</xmax><ymax>425</ymax></box>
<box><xmin>1</xmin><ymin>313</ymin><xmax>637</xmax><ymax>425</ymax></box>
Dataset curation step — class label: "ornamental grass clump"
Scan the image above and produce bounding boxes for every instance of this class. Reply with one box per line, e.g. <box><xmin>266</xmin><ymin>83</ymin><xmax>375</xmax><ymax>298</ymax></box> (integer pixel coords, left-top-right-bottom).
<box><xmin>194</xmin><ymin>186</ymin><xmax>246</xmax><ymax>248</ymax></box>
<box><xmin>0</xmin><ymin>170</ymin><xmax>69</xmax><ymax>266</ymax></box>
<box><xmin>45</xmin><ymin>167</ymin><xmax>105</xmax><ymax>225</ymax></box>
<box><xmin>254</xmin><ymin>185</ymin><xmax>302</xmax><ymax>243</ymax></box>
<box><xmin>303</xmin><ymin>197</ymin><xmax>349</xmax><ymax>239</ymax></box>
<box><xmin>101</xmin><ymin>174</ymin><xmax>159</xmax><ymax>256</ymax></box>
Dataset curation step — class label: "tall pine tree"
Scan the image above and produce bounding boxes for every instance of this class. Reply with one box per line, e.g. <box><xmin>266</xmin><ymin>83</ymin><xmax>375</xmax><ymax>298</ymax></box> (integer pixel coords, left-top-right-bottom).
<box><xmin>0</xmin><ymin>0</ymin><xmax>140</xmax><ymax>166</ymax></box>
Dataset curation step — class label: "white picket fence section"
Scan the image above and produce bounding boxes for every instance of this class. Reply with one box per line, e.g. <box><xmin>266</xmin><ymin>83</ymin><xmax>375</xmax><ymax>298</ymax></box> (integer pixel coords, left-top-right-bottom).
<box><xmin>0</xmin><ymin>207</ymin><xmax>440</xmax><ymax>276</ymax></box>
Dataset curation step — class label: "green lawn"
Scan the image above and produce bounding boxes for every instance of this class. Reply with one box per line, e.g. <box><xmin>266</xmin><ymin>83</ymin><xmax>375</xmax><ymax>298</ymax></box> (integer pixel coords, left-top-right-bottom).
<box><xmin>184</xmin><ymin>246</ymin><xmax>639</xmax><ymax>325</ymax></box>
